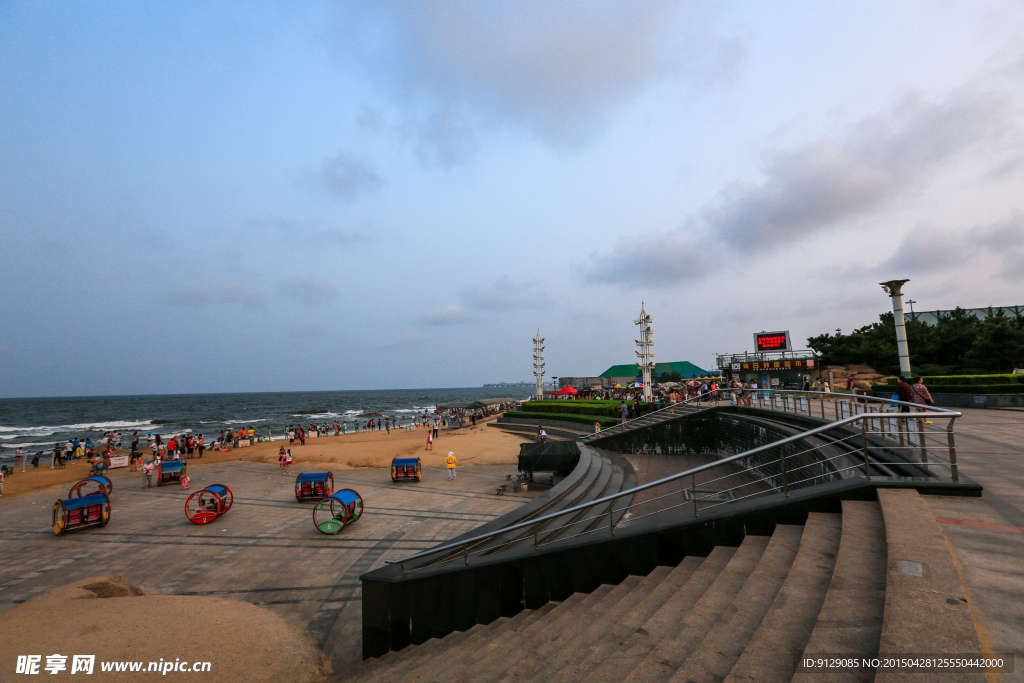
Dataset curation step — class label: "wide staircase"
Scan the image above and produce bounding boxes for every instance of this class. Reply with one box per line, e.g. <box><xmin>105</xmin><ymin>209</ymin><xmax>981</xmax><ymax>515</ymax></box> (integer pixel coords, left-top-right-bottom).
<box><xmin>342</xmin><ymin>488</ymin><xmax>984</xmax><ymax>682</ymax></box>
<box><xmin>414</xmin><ymin>444</ymin><xmax>636</xmax><ymax>566</ymax></box>
<box><xmin>580</xmin><ymin>401</ymin><xmax>710</xmax><ymax>443</ymax></box>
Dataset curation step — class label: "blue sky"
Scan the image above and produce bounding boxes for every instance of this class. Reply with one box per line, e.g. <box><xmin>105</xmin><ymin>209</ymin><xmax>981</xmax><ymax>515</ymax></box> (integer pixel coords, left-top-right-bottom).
<box><xmin>2</xmin><ymin>1</ymin><xmax>1023</xmax><ymax>397</ymax></box>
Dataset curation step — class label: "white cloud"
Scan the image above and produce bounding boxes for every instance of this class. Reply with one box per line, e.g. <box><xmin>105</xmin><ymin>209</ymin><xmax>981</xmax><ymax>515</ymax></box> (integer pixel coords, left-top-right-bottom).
<box><xmin>423</xmin><ymin>305</ymin><xmax>474</xmax><ymax>325</ymax></box>
<box><xmin>278</xmin><ymin>277</ymin><xmax>339</xmax><ymax>303</ymax></box>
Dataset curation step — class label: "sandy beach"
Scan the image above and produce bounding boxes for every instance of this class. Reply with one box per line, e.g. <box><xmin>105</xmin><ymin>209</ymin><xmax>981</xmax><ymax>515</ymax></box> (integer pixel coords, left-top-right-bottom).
<box><xmin>1</xmin><ymin>416</ymin><xmax>530</xmax><ymax>499</ymax></box>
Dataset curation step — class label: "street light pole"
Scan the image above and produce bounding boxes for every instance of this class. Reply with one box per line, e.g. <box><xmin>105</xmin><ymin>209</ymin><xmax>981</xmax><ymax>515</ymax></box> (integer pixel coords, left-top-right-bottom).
<box><xmin>880</xmin><ymin>280</ymin><xmax>912</xmax><ymax>376</ymax></box>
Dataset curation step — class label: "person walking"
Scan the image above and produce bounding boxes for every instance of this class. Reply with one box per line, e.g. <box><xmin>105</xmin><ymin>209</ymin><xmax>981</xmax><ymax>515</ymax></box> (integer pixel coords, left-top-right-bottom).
<box><xmin>426</xmin><ymin>430</ymin><xmax>434</xmax><ymax>451</ymax></box>
<box><xmin>619</xmin><ymin>401</ymin><xmax>629</xmax><ymax>425</ymax></box>
<box><xmin>283</xmin><ymin>449</ymin><xmax>293</xmax><ymax>474</ymax></box>
<box><xmin>895</xmin><ymin>376</ymin><xmax>913</xmax><ymax>412</ymax></box>
<box><xmin>911</xmin><ymin>376</ymin><xmax>935</xmax><ymax>422</ymax></box>
<box><xmin>446</xmin><ymin>451</ymin><xmax>457</xmax><ymax>480</ymax></box>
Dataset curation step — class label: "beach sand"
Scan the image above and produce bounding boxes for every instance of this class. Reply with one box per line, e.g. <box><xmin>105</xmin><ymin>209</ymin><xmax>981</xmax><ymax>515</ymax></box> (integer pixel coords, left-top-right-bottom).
<box><xmin>1</xmin><ymin>416</ymin><xmax>531</xmax><ymax>499</ymax></box>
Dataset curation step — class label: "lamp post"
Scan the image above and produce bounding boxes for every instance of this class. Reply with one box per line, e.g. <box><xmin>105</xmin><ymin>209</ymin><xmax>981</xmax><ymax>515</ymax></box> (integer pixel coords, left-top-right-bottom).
<box><xmin>532</xmin><ymin>329</ymin><xmax>545</xmax><ymax>399</ymax></box>
<box><xmin>880</xmin><ymin>280</ymin><xmax>912</xmax><ymax>376</ymax></box>
<box><xmin>634</xmin><ymin>303</ymin><xmax>654</xmax><ymax>403</ymax></box>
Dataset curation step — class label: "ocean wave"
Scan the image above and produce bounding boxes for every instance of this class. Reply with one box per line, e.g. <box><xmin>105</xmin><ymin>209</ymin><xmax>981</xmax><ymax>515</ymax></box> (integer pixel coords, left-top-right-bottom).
<box><xmin>291</xmin><ymin>412</ymin><xmax>342</xmax><ymax>419</ymax></box>
<box><xmin>0</xmin><ymin>420</ymin><xmax>153</xmax><ymax>435</ymax></box>
<box><xmin>0</xmin><ymin>441</ymin><xmax>56</xmax><ymax>450</ymax></box>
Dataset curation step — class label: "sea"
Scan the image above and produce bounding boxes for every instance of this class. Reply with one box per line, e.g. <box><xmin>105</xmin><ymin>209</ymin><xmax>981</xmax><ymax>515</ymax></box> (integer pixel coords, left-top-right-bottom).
<box><xmin>0</xmin><ymin>387</ymin><xmax>535</xmax><ymax>462</ymax></box>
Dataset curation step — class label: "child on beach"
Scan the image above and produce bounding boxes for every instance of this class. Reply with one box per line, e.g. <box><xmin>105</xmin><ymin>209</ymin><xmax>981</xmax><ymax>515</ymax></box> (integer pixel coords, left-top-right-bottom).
<box><xmin>446</xmin><ymin>452</ymin><xmax>457</xmax><ymax>480</ymax></box>
<box><xmin>279</xmin><ymin>445</ymin><xmax>286</xmax><ymax>470</ymax></box>
<box><xmin>426</xmin><ymin>431</ymin><xmax>434</xmax><ymax>450</ymax></box>
<box><xmin>181</xmin><ymin>473</ymin><xmax>190</xmax><ymax>490</ymax></box>
<box><xmin>283</xmin><ymin>449</ymin><xmax>293</xmax><ymax>474</ymax></box>
<box><xmin>0</xmin><ymin>469</ymin><xmax>4</xmax><ymax>497</ymax></box>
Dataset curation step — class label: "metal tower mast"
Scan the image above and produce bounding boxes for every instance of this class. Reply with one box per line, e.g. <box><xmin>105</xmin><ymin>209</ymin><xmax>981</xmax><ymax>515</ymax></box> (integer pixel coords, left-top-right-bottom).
<box><xmin>634</xmin><ymin>302</ymin><xmax>654</xmax><ymax>403</ymax></box>
<box><xmin>532</xmin><ymin>329</ymin><xmax>546</xmax><ymax>399</ymax></box>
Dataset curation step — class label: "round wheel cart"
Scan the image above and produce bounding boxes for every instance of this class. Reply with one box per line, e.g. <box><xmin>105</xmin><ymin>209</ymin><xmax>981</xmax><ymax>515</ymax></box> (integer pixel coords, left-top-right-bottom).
<box><xmin>157</xmin><ymin>460</ymin><xmax>185</xmax><ymax>486</ymax></box>
<box><xmin>53</xmin><ymin>493</ymin><xmax>110</xmax><ymax>536</ymax></box>
<box><xmin>390</xmin><ymin>457</ymin><xmax>421</xmax><ymax>482</ymax></box>
<box><xmin>295</xmin><ymin>472</ymin><xmax>334</xmax><ymax>502</ymax></box>
<box><xmin>312</xmin><ymin>489</ymin><xmax>363</xmax><ymax>535</ymax></box>
<box><xmin>69</xmin><ymin>475</ymin><xmax>113</xmax><ymax>498</ymax></box>
<box><xmin>184</xmin><ymin>484</ymin><xmax>233</xmax><ymax>525</ymax></box>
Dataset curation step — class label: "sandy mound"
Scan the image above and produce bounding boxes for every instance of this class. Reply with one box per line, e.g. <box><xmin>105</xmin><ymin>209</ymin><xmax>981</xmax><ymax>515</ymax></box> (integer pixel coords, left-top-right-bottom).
<box><xmin>0</xmin><ymin>575</ymin><xmax>326</xmax><ymax>682</ymax></box>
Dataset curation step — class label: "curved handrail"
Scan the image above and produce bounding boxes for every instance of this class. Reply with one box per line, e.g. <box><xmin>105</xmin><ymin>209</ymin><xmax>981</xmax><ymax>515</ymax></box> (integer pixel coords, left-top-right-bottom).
<box><xmin>384</xmin><ymin>401</ymin><xmax>960</xmax><ymax>569</ymax></box>
<box><xmin>580</xmin><ymin>388</ymin><xmax>958</xmax><ymax>440</ymax></box>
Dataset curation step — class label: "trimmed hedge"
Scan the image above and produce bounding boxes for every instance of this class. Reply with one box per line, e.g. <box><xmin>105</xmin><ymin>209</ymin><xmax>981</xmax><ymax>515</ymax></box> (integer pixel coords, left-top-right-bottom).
<box><xmin>520</xmin><ymin>400</ymin><xmax>647</xmax><ymax>419</ymax></box>
<box><xmin>872</xmin><ymin>384</ymin><xmax>1024</xmax><ymax>395</ymax></box>
<box><xmin>882</xmin><ymin>374</ymin><xmax>1024</xmax><ymax>386</ymax></box>
<box><xmin>509</xmin><ymin>412</ymin><xmax>619</xmax><ymax>427</ymax></box>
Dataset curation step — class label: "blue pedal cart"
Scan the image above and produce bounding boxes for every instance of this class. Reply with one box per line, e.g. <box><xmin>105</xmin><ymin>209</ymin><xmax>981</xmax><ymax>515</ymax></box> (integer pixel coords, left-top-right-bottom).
<box><xmin>185</xmin><ymin>484</ymin><xmax>234</xmax><ymax>525</ymax></box>
<box><xmin>157</xmin><ymin>460</ymin><xmax>185</xmax><ymax>486</ymax></box>
<box><xmin>69</xmin><ymin>475</ymin><xmax>113</xmax><ymax>498</ymax></box>
<box><xmin>313</xmin><ymin>489</ymin><xmax>364</xmax><ymax>535</ymax></box>
<box><xmin>53</xmin><ymin>493</ymin><xmax>110</xmax><ymax>536</ymax></box>
<box><xmin>391</xmin><ymin>457</ymin><xmax>421</xmax><ymax>482</ymax></box>
<box><xmin>295</xmin><ymin>472</ymin><xmax>334</xmax><ymax>502</ymax></box>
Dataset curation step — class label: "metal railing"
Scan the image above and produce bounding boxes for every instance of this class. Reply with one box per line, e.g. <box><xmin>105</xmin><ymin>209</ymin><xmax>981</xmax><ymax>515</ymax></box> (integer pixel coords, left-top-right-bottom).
<box><xmin>382</xmin><ymin>390</ymin><xmax>961</xmax><ymax>576</ymax></box>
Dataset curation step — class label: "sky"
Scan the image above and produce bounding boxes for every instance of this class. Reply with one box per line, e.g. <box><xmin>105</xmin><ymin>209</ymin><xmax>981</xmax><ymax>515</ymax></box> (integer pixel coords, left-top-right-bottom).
<box><xmin>2</xmin><ymin>1</ymin><xmax>1023</xmax><ymax>398</ymax></box>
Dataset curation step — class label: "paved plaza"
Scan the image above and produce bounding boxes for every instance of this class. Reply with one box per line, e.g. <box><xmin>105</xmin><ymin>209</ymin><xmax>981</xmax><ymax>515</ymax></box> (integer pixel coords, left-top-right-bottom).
<box><xmin>0</xmin><ymin>461</ymin><xmax>531</xmax><ymax>670</ymax></box>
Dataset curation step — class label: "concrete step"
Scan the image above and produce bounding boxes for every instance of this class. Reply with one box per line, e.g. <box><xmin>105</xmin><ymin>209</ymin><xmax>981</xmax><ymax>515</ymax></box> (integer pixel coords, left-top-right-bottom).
<box><xmin>669</xmin><ymin>524</ymin><xmax>804</xmax><ymax>682</ymax></box>
<box><xmin>581</xmin><ymin>547</ymin><xmax>736</xmax><ymax>683</ymax></box>
<box><xmin>356</xmin><ymin>622</ymin><xmax>490</xmax><ymax>683</ymax></box>
<box><xmin>552</xmin><ymin>556</ymin><xmax>704</xmax><ymax>683</ymax></box>
<box><xmin>792</xmin><ymin>499</ymin><xmax>886</xmax><ymax>683</ymax></box>
<box><xmin>398</xmin><ymin>605</ymin><xmax>558</xmax><ymax>683</ymax></box>
<box><xmin>624</xmin><ymin>535</ymin><xmax>771</xmax><ymax>682</ymax></box>
<box><xmin>724</xmin><ymin>512</ymin><xmax>843</xmax><ymax>683</ymax></box>
<box><xmin>523</xmin><ymin>567</ymin><xmax>675</xmax><ymax>681</ymax></box>
<box><xmin>874</xmin><ymin>489</ymin><xmax>984</xmax><ymax>683</ymax></box>
<box><xmin>452</xmin><ymin>592</ymin><xmax>590</xmax><ymax>682</ymax></box>
<box><xmin>467</xmin><ymin>585</ymin><xmax>618</xmax><ymax>683</ymax></box>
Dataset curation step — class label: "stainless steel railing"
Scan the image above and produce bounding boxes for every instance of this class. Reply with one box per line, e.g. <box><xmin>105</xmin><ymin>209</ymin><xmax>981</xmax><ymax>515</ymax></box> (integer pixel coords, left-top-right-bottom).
<box><xmin>383</xmin><ymin>390</ymin><xmax>961</xmax><ymax>575</ymax></box>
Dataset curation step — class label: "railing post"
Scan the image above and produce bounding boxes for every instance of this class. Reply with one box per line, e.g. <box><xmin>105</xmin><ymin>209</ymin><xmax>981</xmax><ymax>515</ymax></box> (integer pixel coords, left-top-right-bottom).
<box><xmin>533</xmin><ymin>526</ymin><xmax>539</xmax><ymax>550</ymax></box>
<box><xmin>691</xmin><ymin>475</ymin><xmax>698</xmax><ymax>518</ymax></box>
<box><xmin>861</xmin><ymin>418</ymin><xmax>871</xmax><ymax>480</ymax></box>
<box><xmin>917</xmin><ymin>417</ymin><xmax>928</xmax><ymax>465</ymax></box>
<box><xmin>609</xmin><ymin>506</ymin><xmax>615</xmax><ymax>536</ymax></box>
<box><xmin>464</xmin><ymin>546</ymin><xmax>469</xmax><ymax>565</ymax></box>
<box><xmin>400</xmin><ymin>561</ymin><xmax>406</xmax><ymax>577</ymax></box>
<box><xmin>780</xmin><ymin>447</ymin><xmax>789</xmax><ymax>497</ymax></box>
<box><xmin>947</xmin><ymin>418</ymin><xmax>959</xmax><ymax>482</ymax></box>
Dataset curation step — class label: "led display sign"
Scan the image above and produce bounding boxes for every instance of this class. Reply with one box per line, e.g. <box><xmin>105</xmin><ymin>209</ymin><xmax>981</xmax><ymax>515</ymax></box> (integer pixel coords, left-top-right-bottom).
<box><xmin>754</xmin><ymin>331</ymin><xmax>791</xmax><ymax>352</ymax></box>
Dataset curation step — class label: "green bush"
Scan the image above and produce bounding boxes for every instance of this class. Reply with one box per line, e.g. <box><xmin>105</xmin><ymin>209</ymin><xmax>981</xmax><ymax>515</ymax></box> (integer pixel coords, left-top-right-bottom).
<box><xmin>518</xmin><ymin>400</ymin><xmax>647</xmax><ymax>419</ymax></box>
<box><xmin>510</xmin><ymin>412</ymin><xmax>619</xmax><ymax>427</ymax></box>
<box><xmin>873</xmin><ymin>384</ymin><xmax>1024</xmax><ymax>395</ymax></box>
<box><xmin>883</xmin><ymin>374</ymin><xmax>1024</xmax><ymax>386</ymax></box>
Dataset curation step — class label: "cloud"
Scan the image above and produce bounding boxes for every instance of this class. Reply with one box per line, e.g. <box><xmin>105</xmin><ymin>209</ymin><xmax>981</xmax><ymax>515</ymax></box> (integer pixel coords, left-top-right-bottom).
<box><xmin>221</xmin><ymin>283</ymin><xmax>266</xmax><ymax>308</ymax></box>
<box><xmin>878</xmin><ymin>211</ymin><xmax>1024</xmax><ymax>280</ymax></box>
<box><xmin>277</xmin><ymin>276</ymin><xmax>340</xmax><ymax>303</ymax></box>
<box><xmin>586</xmin><ymin>229</ymin><xmax>718</xmax><ymax>287</ymax></box>
<box><xmin>423</xmin><ymin>305</ymin><xmax>474</xmax><ymax>325</ymax></box>
<box><xmin>334</xmin><ymin>1</ymin><xmax>737</xmax><ymax>151</ymax></box>
<box><xmin>588</xmin><ymin>86</ymin><xmax>1023</xmax><ymax>286</ymax></box>
<box><xmin>313</xmin><ymin>151</ymin><xmax>385</xmax><ymax>201</ymax></box>
<box><xmin>463</xmin><ymin>276</ymin><xmax>547</xmax><ymax>311</ymax></box>
<box><xmin>243</xmin><ymin>216</ymin><xmax>372</xmax><ymax>246</ymax></box>
<box><xmin>713</xmin><ymin>88</ymin><xmax>1019</xmax><ymax>251</ymax></box>
<box><xmin>160</xmin><ymin>283</ymin><xmax>268</xmax><ymax>308</ymax></box>
<box><xmin>160</xmin><ymin>286</ymin><xmax>211</xmax><ymax>307</ymax></box>
<box><xmin>380</xmin><ymin>331</ymin><xmax>428</xmax><ymax>349</ymax></box>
